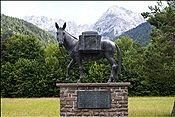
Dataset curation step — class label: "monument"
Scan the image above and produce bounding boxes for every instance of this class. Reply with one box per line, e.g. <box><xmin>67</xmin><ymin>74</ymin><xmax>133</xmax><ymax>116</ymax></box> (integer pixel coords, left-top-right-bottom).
<box><xmin>55</xmin><ymin>22</ymin><xmax>130</xmax><ymax>117</ymax></box>
<box><xmin>55</xmin><ymin>22</ymin><xmax>121</xmax><ymax>83</ymax></box>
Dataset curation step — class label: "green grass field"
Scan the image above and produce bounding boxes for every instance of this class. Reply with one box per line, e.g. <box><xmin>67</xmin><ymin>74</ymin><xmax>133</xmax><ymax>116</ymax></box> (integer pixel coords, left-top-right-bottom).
<box><xmin>129</xmin><ymin>97</ymin><xmax>174</xmax><ymax>117</ymax></box>
<box><xmin>1</xmin><ymin>98</ymin><xmax>60</xmax><ymax>117</ymax></box>
<box><xmin>1</xmin><ymin>97</ymin><xmax>175</xmax><ymax>117</ymax></box>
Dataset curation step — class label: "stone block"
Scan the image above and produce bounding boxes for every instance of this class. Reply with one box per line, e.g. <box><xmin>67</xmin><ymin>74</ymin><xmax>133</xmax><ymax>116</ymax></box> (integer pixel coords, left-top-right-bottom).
<box><xmin>56</xmin><ymin>82</ymin><xmax>130</xmax><ymax>117</ymax></box>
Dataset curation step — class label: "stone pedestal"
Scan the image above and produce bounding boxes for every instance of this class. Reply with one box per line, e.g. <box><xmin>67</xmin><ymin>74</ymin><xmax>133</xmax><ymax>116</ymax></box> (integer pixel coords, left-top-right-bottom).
<box><xmin>56</xmin><ymin>82</ymin><xmax>130</xmax><ymax>117</ymax></box>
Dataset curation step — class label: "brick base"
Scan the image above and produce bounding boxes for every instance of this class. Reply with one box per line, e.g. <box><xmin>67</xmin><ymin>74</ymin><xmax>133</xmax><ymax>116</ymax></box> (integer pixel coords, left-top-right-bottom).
<box><xmin>56</xmin><ymin>83</ymin><xmax>130</xmax><ymax>117</ymax></box>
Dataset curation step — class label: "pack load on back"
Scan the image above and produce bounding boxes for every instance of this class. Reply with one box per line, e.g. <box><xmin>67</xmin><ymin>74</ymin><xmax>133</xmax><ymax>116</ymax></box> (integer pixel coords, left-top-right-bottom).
<box><xmin>79</xmin><ymin>31</ymin><xmax>101</xmax><ymax>52</ymax></box>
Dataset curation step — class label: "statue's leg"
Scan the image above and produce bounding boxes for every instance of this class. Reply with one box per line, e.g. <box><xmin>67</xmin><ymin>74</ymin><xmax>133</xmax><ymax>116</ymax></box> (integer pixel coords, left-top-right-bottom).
<box><xmin>66</xmin><ymin>59</ymin><xmax>76</xmax><ymax>82</ymax></box>
<box><xmin>76</xmin><ymin>58</ymin><xmax>83</xmax><ymax>83</ymax></box>
<box><xmin>106</xmin><ymin>56</ymin><xmax>117</xmax><ymax>82</ymax></box>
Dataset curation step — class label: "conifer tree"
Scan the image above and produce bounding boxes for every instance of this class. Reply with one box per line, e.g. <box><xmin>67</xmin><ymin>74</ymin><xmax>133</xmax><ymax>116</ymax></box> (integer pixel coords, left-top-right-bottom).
<box><xmin>141</xmin><ymin>0</ymin><xmax>175</xmax><ymax>95</ymax></box>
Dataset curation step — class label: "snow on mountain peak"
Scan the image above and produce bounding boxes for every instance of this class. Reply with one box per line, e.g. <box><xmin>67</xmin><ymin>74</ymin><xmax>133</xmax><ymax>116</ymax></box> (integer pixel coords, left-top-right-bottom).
<box><xmin>24</xmin><ymin>5</ymin><xmax>146</xmax><ymax>40</ymax></box>
<box><xmin>105</xmin><ymin>5</ymin><xmax>132</xmax><ymax>15</ymax></box>
<box><xmin>93</xmin><ymin>5</ymin><xmax>146</xmax><ymax>38</ymax></box>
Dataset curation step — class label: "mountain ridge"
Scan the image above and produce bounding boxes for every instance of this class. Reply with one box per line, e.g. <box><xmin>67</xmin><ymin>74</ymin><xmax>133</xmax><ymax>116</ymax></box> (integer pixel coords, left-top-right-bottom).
<box><xmin>1</xmin><ymin>14</ymin><xmax>57</xmax><ymax>47</ymax></box>
<box><xmin>23</xmin><ymin>5</ymin><xmax>146</xmax><ymax>40</ymax></box>
<box><xmin>93</xmin><ymin>5</ymin><xmax>146</xmax><ymax>39</ymax></box>
<box><xmin>115</xmin><ymin>22</ymin><xmax>151</xmax><ymax>45</ymax></box>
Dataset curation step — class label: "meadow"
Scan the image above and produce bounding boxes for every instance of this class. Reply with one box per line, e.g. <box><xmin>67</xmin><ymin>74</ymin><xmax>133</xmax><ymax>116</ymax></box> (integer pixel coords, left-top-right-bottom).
<box><xmin>1</xmin><ymin>97</ymin><xmax>175</xmax><ymax>117</ymax></box>
<box><xmin>129</xmin><ymin>97</ymin><xmax>174</xmax><ymax>117</ymax></box>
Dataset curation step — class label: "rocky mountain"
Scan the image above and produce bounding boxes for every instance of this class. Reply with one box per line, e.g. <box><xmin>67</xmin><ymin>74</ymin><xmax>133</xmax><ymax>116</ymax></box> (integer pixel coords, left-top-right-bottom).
<box><xmin>24</xmin><ymin>16</ymin><xmax>92</xmax><ymax>39</ymax></box>
<box><xmin>24</xmin><ymin>5</ymin><xmax>146</xmax><ymax>40</ymax></box>
<box><xmin>93</xmin><ymin>5</ymin><xmax>146</xmax><ymax>39</ymax></box>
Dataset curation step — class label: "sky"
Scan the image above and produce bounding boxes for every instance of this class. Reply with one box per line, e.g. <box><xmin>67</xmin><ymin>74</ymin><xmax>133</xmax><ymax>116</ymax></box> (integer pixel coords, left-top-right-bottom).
<box><xmin>1</xmin><ymin>1</ymin><xmax>168</xmax><ymax>25</ymax></box>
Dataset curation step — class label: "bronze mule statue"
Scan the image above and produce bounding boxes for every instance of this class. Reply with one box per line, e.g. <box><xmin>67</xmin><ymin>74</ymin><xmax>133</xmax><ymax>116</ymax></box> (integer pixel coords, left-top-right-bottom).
<box><xmin>55</xmin><ymin>22</ymin><xmax>121</xmax><ymax>83</ymax></box>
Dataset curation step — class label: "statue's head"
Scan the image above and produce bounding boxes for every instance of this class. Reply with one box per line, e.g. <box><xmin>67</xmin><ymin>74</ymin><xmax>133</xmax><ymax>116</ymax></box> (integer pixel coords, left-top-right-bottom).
<box><xmin>55</xmin><ymin>22</ymin><xmax>66</xmax><ymax>46</ymax></box>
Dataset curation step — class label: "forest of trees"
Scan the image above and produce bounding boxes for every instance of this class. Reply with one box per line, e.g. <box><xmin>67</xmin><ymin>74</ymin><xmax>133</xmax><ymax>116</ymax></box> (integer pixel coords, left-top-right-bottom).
<box><xmin>116</xmin><ymin>22</ymin><xmax>152</xmax><ymax>46</ymax></box>
<box><xmin>1</xmin><ymin>14</ymin><xmax>57</xmax><ymax>47</ymax></box>
<box><xmin>1</xmin><ymin>1</ymin><xmax>175</xmax><ymax>97</ymax></box>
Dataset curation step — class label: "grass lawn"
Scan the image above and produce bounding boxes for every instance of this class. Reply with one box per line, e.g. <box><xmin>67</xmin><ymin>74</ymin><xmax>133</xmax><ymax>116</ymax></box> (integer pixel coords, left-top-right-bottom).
<box><xmin>129</xmin><ymin>97</ymin><xmax>175</xmax><ymax>117</ymax></box>
<box><xmin>1</xmin><ymin>98</ymin><xmax>60</xmax><ymax>117</ymax></box>
<box><xmin>1</xmin><ymin>97</ymin><xmax>175</xmax><ymax>117</ymax></box>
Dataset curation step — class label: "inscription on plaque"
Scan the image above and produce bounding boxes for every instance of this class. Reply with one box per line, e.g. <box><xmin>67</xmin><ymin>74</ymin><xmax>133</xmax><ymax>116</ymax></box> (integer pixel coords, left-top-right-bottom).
<box><xmin>77</xmin><ymin>91</ymin><xmax>111</xmax><ymax>109</ymax></box>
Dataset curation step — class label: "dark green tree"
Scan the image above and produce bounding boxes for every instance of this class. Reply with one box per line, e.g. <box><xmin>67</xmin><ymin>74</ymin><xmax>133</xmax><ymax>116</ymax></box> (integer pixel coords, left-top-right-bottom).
<box><xmin>43</xmin><ymin>44</ymin><xmax>68</xmax><ymax>96</ymax></box>
<box><xmin>115</xmin><ymin>36</ymin><xmax>150</xmax><ymax>96</ymax></box>
<box><xmin>1</xmin><ymin>34</ymin><xmax>44</xmax><ymax>65</ymax></box>
<box><xmin>141</xmin><ymin>0</ymin><xmax>175</xmax><ymax>96</ymax></box>
<box><xmin>1</xmin><ymin>34</ymin><xmax>45</xmax><ymax>97</ymax></box>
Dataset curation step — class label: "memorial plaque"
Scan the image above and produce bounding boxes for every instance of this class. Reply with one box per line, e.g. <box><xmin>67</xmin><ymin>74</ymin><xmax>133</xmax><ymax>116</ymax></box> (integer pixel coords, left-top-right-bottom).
<box><xmin>77</xmin><ymin>91</ymin><xmax>111</xmax><ymax>109</ymax></box>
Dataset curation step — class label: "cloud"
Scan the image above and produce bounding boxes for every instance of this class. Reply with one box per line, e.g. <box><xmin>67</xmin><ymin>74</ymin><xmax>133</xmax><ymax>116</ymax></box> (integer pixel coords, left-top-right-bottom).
<box><xmin>2</xmin><ymin>1</ymin><xmax>44</xmax><ymax>18</ymax></box>
<box><xmin>76</xmin><ymin>1</ymin><xmax>102</xmax><ymax>24</ymax></box>
<box><xmin>108</xmin><ymin>1</ymin><xmax>167</xmax><ymax>13</ymax></box>
<box><xmin>1</xmin><ymin>1</ymin><xmax>168</xmax><ymax>25</ymax></box>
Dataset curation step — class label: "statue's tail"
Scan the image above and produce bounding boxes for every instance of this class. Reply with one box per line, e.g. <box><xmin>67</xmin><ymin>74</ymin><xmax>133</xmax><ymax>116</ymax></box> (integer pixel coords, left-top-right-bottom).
<box><xmin>115</xmin><ymin>44</ymin><xmax>121</xmax><ymax>74</ymax></box>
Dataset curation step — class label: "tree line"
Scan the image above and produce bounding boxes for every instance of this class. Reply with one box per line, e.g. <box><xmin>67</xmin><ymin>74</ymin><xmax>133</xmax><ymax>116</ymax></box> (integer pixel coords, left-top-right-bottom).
<box><xmin>116</xmin><ymin>22</ymin><xmax>152</xmax><ymax>46</ymax></box>
<box><xmin>1</xmin><ymin>14</ymin><xmax>57</xmax><ymax>47</ymax></box>
<box><xmin>1</xmin><ymin>1</ymin><xmax>175</xmax><ymax>97</ymax></box>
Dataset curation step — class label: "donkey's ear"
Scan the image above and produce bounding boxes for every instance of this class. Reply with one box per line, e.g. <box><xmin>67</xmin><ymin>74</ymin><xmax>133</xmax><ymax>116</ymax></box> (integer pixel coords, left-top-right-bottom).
<box><xmin>62</xmin><ymin>22</ymin><xmax>66</xmax><ymax>30</ymax></box>
<box><xmin>55</xmin><ymin>22</ymin><xmax>59</xmax><ymax>29</ymax></box>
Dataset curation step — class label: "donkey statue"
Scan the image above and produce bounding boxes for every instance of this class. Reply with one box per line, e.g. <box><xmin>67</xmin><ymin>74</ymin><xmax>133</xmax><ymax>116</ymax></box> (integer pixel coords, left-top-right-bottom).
<box><xmin>55</xmin><ymin>22</ymin><xmax>121</xmax><ymax>83</ymax></box>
